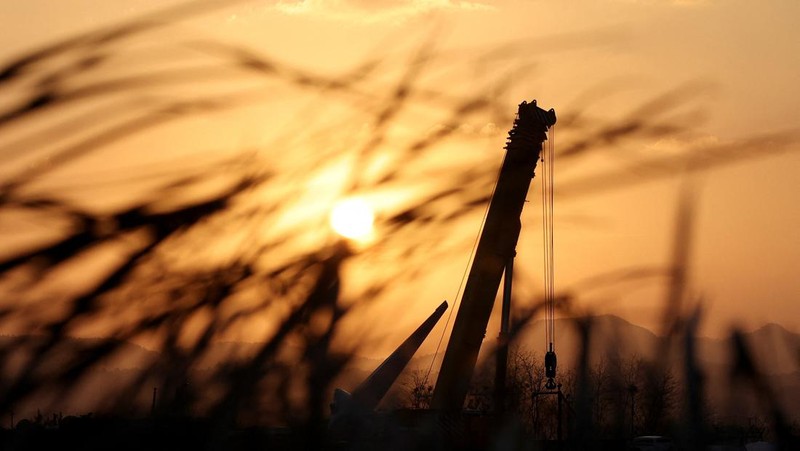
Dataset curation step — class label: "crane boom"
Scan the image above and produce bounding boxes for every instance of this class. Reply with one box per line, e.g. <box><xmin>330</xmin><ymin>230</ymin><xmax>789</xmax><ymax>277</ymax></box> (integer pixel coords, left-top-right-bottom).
<box><xmin>431</xmin><ymin>100</ymin><xmax>556</xmax><ymax>411</ymax></box>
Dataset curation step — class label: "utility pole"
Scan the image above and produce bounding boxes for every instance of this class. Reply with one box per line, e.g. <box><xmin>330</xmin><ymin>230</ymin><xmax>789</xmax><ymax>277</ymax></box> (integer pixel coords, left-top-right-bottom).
<box><xmin>629</xmin><ymin>384</ymin><xmax>637</xmax><ymax>437</ymax></box>
<box><xmin>557</xmin><ymin>384</ymin><xmax>563</xmax><ymax>441</ymax></box>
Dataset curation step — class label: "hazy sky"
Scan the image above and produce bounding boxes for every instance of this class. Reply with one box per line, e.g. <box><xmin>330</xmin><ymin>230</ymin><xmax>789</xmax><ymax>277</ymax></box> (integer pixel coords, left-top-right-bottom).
<box><xmin>1</xmin><ymin>0</ymin><xmax>799</xmax><ymax>356</ymax></box>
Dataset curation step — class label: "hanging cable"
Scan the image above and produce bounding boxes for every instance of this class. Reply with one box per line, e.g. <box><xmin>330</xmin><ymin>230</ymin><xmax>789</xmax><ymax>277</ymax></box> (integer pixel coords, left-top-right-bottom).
<box><xmin>542</xmin><ymin>125</ymin><xmax>557</xmax><ymax>390</ymax></box>
<box><xmin>550</xmin><ymin>124</ymin><xmax>555</xmax><ymax>350</ymax></box>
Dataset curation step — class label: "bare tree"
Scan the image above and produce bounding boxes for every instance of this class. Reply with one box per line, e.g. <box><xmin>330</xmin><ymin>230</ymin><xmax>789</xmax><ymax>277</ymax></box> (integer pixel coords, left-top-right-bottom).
<box><xmin>405</xmin><ymin>368</ymin><xmax>434</xmax><ymax>410</ymax></box>
<box><xmin>638</xmin><ymin>363</ymin><xmax>678</xmax><ymax>434</ymax></box>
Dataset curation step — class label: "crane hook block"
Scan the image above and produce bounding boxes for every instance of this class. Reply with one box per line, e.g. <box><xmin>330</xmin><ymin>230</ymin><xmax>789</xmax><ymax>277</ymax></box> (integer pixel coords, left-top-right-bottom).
<box><xmin>545</xmin><ymin>350</ymin><xmax>557</xmax><ymax>379</ymax></box>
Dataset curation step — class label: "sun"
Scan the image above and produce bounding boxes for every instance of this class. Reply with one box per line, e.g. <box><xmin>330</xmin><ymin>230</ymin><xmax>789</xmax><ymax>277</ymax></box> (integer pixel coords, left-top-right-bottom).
<box><xmin>330</xmin><ymin>197</ymin><xmax>375</xmax><ymax>241</ymax></box>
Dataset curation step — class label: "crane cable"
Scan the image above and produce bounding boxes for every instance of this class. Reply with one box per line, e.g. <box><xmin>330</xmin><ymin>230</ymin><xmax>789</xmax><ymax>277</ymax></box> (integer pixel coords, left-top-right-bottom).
<box><xmin>541</xmin><ymin>125</ymin><xmax>557</xmax><ymax>388</ymax></box>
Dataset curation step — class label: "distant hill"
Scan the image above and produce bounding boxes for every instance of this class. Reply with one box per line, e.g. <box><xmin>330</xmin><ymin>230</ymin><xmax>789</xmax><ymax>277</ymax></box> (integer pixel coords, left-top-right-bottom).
<box><xmin>0</xmin><ymin>334</ymin><xmax>160</xmax><ymax>374</ymax></box>
<box><xmin>491</xmin><ymin>315</ymin><xmax>800</xmax><ymax>376</ymax></box>
<box><xmin>390</xmin><ymin>315</ymin><xmax>798</xmax><ymax>416</ymax></box>
<box><xmin>3</xmin><ymin>315</ymin><xmax>795</xmax><ymax>375</ymax></box>
<box><xmin>1</xmin><ymin>316</ymin><xmax>797</xmax><ymax>419</ymax></box>
<box><xmin>739</xmin><ymin>323</ymin><xmax>800</xmax><ymax>375</ymax></box>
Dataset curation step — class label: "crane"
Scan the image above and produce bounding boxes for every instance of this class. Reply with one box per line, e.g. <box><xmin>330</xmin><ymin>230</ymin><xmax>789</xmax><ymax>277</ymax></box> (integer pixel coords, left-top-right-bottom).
<box><xmin>328</xmin><ymin>99</ymin><xmax>556</xmax><ymax>438</ymax></box>
<box><xmin>431</xmin><ymin>99</ymin><xmax>556</xmax><ymax>411</ymax></box>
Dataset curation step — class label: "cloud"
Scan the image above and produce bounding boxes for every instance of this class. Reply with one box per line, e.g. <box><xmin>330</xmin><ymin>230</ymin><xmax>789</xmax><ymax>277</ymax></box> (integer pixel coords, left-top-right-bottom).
<box><xmin>273</xmin><ymin>0</ymin><xmax>493</xmax><ymax>23</ymax></box>
<box><xmin>613</xmin><ymin>0</ymin><xmax>710</xmax><ymax>5</ymax></box>
<box><xmin>645</xmin><ymin>134</ymin><xmax>720</xmax><ymax>154</ymax></box>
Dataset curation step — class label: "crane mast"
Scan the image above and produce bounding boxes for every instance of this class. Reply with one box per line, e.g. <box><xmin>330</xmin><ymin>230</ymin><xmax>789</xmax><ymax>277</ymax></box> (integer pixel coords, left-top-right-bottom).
<box><xmin>431</xmin><ymin>100</ymin><xmax>556</xmax><ymax>411</ymax></box>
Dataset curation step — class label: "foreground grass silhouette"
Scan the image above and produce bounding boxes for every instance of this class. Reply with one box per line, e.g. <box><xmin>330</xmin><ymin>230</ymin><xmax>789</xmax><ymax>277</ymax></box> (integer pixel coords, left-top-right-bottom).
<box><xmin>0</xmin><ymin>2</ymin><xmax>798</xmax><ymax>450</ymax></box>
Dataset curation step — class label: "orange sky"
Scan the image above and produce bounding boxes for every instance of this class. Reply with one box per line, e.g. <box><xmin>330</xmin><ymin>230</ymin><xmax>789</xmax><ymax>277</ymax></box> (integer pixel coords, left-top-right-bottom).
<box><xmin>1</xmin><ymin>0</ymin><xmax>799</xmax><ymax>358</ymax></box>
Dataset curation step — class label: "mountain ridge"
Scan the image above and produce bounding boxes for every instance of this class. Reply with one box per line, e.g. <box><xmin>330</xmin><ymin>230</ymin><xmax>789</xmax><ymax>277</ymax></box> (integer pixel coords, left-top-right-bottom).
<box><xmin>1</xmin><ymin>315</ymin><xmax>798</xmax><ymax>419</ymax></box>
<box><xmin>2</xmin><ymin>314</ymin><xmax>797</xmax><ymax>373</ymax></box>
